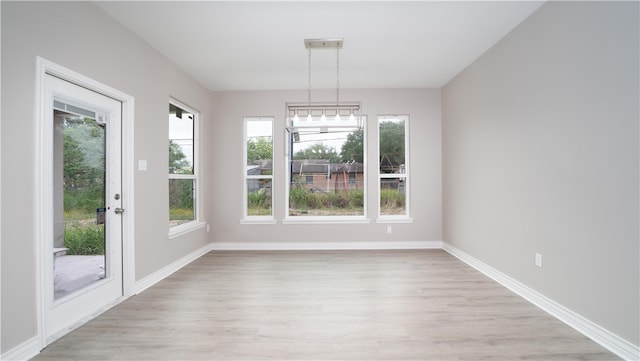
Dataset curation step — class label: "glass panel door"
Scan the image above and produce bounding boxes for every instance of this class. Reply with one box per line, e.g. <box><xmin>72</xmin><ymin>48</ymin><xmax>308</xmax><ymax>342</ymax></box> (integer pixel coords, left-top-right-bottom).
<box><xmin>43</xmin><ymin>73</ymin><xmax>123</xmax><ymax>341</ymax></box>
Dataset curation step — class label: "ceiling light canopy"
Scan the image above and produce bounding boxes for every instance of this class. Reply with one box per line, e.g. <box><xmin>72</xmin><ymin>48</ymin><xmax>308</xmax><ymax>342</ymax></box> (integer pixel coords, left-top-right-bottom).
<box><xmin>287</xmin><ymin>38</ymin><xmax>362</xmax><ymax>129</ymax></box>
<box><xmin>304</xmin><ymin>38</ymin><xmax>343</xmax><ymax>49</ymax></box>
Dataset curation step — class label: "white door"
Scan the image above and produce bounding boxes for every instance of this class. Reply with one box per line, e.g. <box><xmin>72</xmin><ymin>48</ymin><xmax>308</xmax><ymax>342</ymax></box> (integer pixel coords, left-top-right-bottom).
<box><xmin>43</xmin><ymin>74</ymin><xmax>123</xmax><ymax>341</ymax></box>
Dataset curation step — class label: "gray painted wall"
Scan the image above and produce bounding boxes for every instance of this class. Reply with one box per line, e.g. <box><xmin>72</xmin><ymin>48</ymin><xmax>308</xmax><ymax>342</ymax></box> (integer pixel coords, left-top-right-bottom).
<box><xmin>1</xmin><ymin>2</ymin><xmax>212</xmax><ymax>352</ymax></box>
<box><xmin>442</xmin><ymin>1</ymin><xmax>639</xmax><ymax>346</ymax></box>
<box><xmin>210</xmin><ymin>88</ymin><xmax>442</xmax><ymax>244</ymax></box>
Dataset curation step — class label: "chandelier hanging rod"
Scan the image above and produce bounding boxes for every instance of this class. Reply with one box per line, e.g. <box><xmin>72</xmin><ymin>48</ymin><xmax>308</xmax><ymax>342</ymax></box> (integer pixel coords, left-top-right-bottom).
<box><xmin>286</xmin><ymin>38</ymin><xmax>361</xmax><ymax>130</ymax></box>
<box><xmin>305</xmin><ymin>38</ymin><xmax>343</xmax><ymax>105</ymax></box>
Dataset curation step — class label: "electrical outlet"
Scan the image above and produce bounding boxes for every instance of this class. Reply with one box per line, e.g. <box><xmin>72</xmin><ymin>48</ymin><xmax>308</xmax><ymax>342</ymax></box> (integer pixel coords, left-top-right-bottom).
<box><xmin>535</xmin><ymin>253</ymin><xmax>543</xmax><ymax>268</ymax></box>
<box><xmin>387</xmin><ymin>226</ymin><xmax>392</xmax><ymax>234</ymax></box>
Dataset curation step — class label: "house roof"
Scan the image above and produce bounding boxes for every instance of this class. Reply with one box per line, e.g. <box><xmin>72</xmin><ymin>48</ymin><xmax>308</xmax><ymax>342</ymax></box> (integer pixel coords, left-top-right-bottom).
<box><xmin>250</xmin><ymin>159</ymin><xmax>363</xmax><ymax>174</ymax></box>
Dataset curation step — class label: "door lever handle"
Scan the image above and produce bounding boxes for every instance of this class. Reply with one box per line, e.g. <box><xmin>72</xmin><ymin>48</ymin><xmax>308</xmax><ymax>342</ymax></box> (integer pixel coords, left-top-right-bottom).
<box><xmin>114</xmin><ymin>207</ymin><xmax>125</xmax><ymax>214</ymax></box>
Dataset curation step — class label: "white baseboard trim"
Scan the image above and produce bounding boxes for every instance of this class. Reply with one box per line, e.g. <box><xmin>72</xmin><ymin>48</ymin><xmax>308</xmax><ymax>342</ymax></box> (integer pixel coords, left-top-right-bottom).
<box><xmin>2</xmin><ymin>298</ymin><xmax>128</xmax><ymax>360</ymax></box>
<box><xmin>442</xmin><ymin>242</ymin><xmax>639</xmax><ymax>361</ymax></box>
<box><xmin>11</xmin><ymin>241</ymin><xmax>634</xmax><ymax>360</ymax></box>
<box><xmin>210</xmin><ymin>240</ymin><xmax>442</xmax><ymax>251</ymax></box>
<box><xmin>45</xmin><ymin>295</ymin><xmax>128</xmax><ymax>348</ymax></box>
<box><xmin>1</xmin><ymin>335</ymin><xmax>41</xmax><ymax>361</ymax></box>
<box><xmin>134</xmin><ymin>243</ymin><xmax>214</xmax><ymax>294</ymax></box>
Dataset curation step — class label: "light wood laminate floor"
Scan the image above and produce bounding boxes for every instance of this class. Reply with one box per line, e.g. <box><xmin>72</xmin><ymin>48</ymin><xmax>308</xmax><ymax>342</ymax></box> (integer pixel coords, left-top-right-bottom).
<box><xmin>33</xmin><ymin>250</ymin><xmax>619</xmax><ymax>360</ymax></box>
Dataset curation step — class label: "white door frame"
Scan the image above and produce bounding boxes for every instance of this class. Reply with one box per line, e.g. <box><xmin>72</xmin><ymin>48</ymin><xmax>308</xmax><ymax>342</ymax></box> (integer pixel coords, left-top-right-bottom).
<box><xmin>34</xmin><ymin>57</ymin><xmax>136</xmax><ymax>347</ymax></box>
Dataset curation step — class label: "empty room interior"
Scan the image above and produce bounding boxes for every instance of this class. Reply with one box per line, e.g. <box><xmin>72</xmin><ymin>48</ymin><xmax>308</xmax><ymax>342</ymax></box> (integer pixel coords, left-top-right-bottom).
<box><xmin>1</xmin><ymin>1</ymin><xmax>639</xmax><ymax>360</ymax></box>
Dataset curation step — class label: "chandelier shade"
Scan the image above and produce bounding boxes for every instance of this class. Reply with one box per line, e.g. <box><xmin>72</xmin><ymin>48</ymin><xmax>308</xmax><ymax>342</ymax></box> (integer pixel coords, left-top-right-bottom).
<box><xmin>286</xmin><ymin>102</ymin><xmax>362</xmax><ymax>128</ymax></box>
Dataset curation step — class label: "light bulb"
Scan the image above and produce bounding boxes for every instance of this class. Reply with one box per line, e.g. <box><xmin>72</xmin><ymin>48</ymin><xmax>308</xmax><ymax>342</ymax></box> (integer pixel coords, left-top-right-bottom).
<box><xmin>306</xmin><ymin>113</ymin><xmax>312</xmax><ymax>121</ymax></box>
<box><xmin>335</xmin><ymin>114</ymin><xmax>341</xmax><ymax>121</ymax></box>
<box><xmin>321</xmin><ymin>112</ymin><xmax>326</xmax><ymax>122</ymax></box>
<box><xmin>294</xmin><ymin>113</ymin><xmax>299</xmax><ymax>122</ymax></box>
<box><xmin>349</xmin><ymin>113</ymin><xmax>355</xmax><ymax>122</ymax></box>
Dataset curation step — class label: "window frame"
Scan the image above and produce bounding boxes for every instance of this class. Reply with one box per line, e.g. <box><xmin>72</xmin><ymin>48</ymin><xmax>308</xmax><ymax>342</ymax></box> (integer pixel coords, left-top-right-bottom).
<box><xmin>377</xmin><ymin>114</ymin><xmax>412</xmax><ymax>223</ymax></box>
<box><xmin>168</xmin><ymin>98</ymin><xmax>204</xmax><ymax>237</ymax></box>
<box><xmin>242</xmin><ymin>116</ymin><xmax>275</xmax><ymax>224</ymax></box>
<box><xmin>283</xmin><ymin>117</ymin><xmax>369</xmax><ymax>224</ymax></box>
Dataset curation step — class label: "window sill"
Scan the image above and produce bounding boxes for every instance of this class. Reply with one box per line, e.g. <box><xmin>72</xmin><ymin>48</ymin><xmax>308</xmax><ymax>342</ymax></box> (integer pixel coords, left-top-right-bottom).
<box><xmin>168</xmin><ymin>221</ymin><xmax>206</xmax><ymax>239</ymax></box>
<box><xmin>376</xmin><ymin>217</ymin><xmax>414</xmax><ymax>224</ymax></box>
<box><xmin>240</xmin><ymin>218</ymin><xmax>277</xmax><ymax>225</ymax></box>
<box><xmin>282</xmin><ymin>217</ymin><xmax>370</xmax><ymax>225</ymax></box>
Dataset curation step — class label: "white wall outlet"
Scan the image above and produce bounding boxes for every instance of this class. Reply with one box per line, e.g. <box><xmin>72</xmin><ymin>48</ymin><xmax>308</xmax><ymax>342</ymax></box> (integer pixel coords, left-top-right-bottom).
<box><xmin>387</xmin><ymin>226</ymin><xmax>392</xmax><ymax>234</ymax></box>
<box><xmin>535</xmin><ymin>253</ymin><xmax>543</xmax><ymax>268</ymax></box>
<box><xmin>138</xmin><ymin>159</ymin><xmax>147</xmax><ymax>171</ymax></box>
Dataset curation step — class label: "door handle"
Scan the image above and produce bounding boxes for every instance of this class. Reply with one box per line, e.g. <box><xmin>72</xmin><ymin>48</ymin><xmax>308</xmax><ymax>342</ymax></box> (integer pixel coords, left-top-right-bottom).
<box><xmin>114</xmin><ymin>207</ymin><xmax>125</xmax><ymax>214</ymax></box>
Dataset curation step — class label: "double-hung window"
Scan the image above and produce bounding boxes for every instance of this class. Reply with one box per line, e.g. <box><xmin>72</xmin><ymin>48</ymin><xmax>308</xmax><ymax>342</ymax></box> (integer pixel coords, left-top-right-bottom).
<box><xmin>378</xmin><ymin>115</ymin><xmax>410</xmax><ymax>219</ymax></box>
<box><xmin>243</xmin><ymin>117</ymin><xmax>274</xmax><ymax>221</ymax></box>
<box><xmin>169</xmin><ymin>100</ymin><xmax>200</xmax><ymax>233</ymax></box>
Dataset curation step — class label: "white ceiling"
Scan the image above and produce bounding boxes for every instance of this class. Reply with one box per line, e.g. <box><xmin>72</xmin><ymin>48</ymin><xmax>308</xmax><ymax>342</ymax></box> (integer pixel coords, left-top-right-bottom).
<box><xmin>95</xmin><ymin>1</ymin><xmax>544</xmax><ymax>91</ymax></box>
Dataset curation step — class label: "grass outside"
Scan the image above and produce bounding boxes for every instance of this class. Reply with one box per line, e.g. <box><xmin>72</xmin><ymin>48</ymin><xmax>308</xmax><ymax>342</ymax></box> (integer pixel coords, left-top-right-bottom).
<box><xmin>248</xmin><ymin>208</ymin><xmax>272</xmax><ymax>216</ymax></box>
<box><xmin>170</xmin><ymin>207</ymin><xmax>195</xmax><ymax>227</ymax></box>
<box><xmin>380</xmin><ymin>188</ymin><xmax>406</xmax><ymax>216</ymax></box>
<box><xmin>288</xmin><ymin>207</ymin><xmax>365</xmax><ymax>216</ymax></box>
<box><xmin>64</xmin><ymin>209</ymin><xmax>105</xmax><ymax>255</ymax></box>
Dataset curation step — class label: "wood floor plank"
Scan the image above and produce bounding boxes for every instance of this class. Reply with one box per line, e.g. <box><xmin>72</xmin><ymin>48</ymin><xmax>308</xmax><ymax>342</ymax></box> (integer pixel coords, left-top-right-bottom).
<box><xmin>32</xmin><ymin>250</ymin><xmax>619</xmax><ymax>360</ymax></box>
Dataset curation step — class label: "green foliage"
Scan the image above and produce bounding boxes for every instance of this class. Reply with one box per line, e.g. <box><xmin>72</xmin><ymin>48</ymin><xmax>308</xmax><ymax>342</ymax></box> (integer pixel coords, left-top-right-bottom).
<box><xmin>379</xmin><ymin>120</ymin><xmax>405</xmax><ymax>172</ymax></box>
<box><xmin>63</xmin><ymin>135</ymin><xmax>91</xmax><ymax>189</ymax></box>
<box><xmin>294</xmin><ymin>143</ymin><xmax>340</xmax><ymax>163</ymax></box>
<box><xmin>247</xmin><ymin>137</ymin><xmax>273</xmax><ymax>164</ymax></box>
<box><xmin>247</xmin><ymin>207</ymin><xmax>271</xmax><ymax>216</ymax></box>
<box><xmin>247</xmin><ymin>190</ymin><xmax>269</xmax><ymax>208</ymax></box>
<box><xmin>380</xmin><ymin>189</ymin><xmax>405</xmax><ymax>208</ymax></box>
<box><xmin>337</xmin><ymin>122</ymin><xmax>406</xmax><ymax>171</ymax></box>
<box><xmin>289</xmin><ymin>187</ymin><xmax>364</xmax><ymax>212</ymax></box>
<box><xmin>63</xmin><ymin>117</ymin><xmax>105</xmax><ymax>191</ymax></box>
<box><xmin>60</xmin><ymin>117</ymin><xmax>106</xmax><ymax>255</ymax></box>
<box><xmin>62</xmin><ymin>117</ymin><xmax>106</xmax><ymax>216</ymax></box>
<box><xmin>64</xmin><ymin>222</ymin><xmax>105</xmax><ymax>255</ymax></box>
<box><xmin>340</xmin><ymin>129</ymin><xmax>364</xmax><ymax>163</ymax></box>
<box><xmin>169</xmin><ymin>179</ymin><xmax>194</xmax><ymax>215</ymax></box>
<box><xmin>169</xmin><ymin>140</ymin><xmax>192</xmax><ymax>174</ymax></box>
<box><xmin>289</xmin><ymin>187</ymin><xmax>318</xmax><ymax>209</ymax></box>
<box><xmin>247</xmin><ymin>190</ymin><xmax>271</xmax><ymax>215</ymax></box>
<box><xmin>348</xmin><ymin>189</ymin><xmax>365</xmax><ymax>208</ymax></box>
<box><xmin>170</xmin><ymin>207</ymin><xmax>194</xmax><ymax>221</ymax></box>
<box><xmin>64</xmin><ymin>117</ymin><xmax>106</xmax><ymax>174</ymax></box>
<box><xmin>64</xmin><ymin>188</ymin><xmax>104</xmax><ymax>214</ymax></box>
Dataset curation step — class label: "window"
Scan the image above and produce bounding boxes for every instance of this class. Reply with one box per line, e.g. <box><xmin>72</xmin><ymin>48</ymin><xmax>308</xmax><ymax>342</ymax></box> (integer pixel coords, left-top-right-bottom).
<box><xmin>286</xmin><ymin>121</ymin><xmax>366</xmax><ymax>220</ymax></box>
<box><xmin>244</xmin><ymin>117</ymin><xmax>273</xmax><ymax>220</ymax></box>
<box><xmin>169</xmin><ymin>100</ymin><xmax>199</xmax><ymax>230</ymax></box>
<box><xmin>378</xmin><ymin>115</ymin><xmax>409</xmax><ymax>219</ymax></box>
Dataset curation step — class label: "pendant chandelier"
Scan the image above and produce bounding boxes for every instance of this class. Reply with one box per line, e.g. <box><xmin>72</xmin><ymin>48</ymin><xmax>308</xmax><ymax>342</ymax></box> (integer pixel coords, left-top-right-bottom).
<box><xmin>286</xmin><ymin>38</ymin><xmax>362</xmax><ymax>130</ymax></box>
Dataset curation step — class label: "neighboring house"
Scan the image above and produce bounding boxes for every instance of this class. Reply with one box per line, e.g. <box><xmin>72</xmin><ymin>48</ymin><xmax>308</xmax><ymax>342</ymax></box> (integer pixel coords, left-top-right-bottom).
<box><xmin>246</xmin><ymin>160</ymin><xmax>272</xmax><ymax>193</ymax></box>
<box><xmin>248</xmin><ymin>159</ymin><xmax>366</xmax><ymax>194</ymax></box>
<box><xmin>290</xmin><ymin>159</ymin><xmax>364</xmax><ymax>193</ymax></box>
